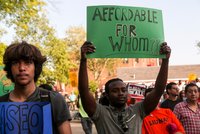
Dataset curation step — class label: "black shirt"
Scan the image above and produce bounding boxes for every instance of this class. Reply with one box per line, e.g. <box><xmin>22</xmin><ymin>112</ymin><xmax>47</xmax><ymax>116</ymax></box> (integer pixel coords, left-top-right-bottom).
<box><xmin>160</xmin><ymin>99</ymin><xmax>182</xmax><ymax>111</ymax></box>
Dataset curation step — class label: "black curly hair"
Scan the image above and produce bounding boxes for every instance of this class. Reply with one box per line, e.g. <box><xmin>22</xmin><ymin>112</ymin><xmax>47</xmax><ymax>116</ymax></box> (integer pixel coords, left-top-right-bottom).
<box><xmin>104</xmin><ymin>78</ymin><xmax>123</xmax><ymax>94</ymax></box>
<box><xmin>3</xmin><ymin>41</ymin><xmax>46</xmax><ymax>82</ymax></box>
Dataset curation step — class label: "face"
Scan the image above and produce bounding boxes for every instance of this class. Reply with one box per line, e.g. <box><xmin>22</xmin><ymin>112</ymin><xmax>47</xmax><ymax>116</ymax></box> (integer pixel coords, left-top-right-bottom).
<box><xmin>168</xmin><ymin>84</ymin><xmax>179</xmax><ymax>96</ymax></box>
<box><xmin>107</xmin><ymin>80</ymin><xmax>128</xmax><ymax>108</ymax></box>
<box><xmin>185</xmin><ymin>86</ymin><xmax>199</xmax><ymax>102</ymax></box>
<box><xmin>11</xmin><ymin>59</ymin><xmax>35</xmax><ymax>86</ymax></box>
<box><xmin>180</xmin><ymin>91</ymin><xmax>185</xmax><ymax>97</ymax></box>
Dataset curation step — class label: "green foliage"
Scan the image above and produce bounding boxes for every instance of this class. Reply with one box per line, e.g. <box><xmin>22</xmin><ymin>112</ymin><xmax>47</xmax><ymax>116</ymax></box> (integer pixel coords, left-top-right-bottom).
<box><xmin>37</xmin><ymin>66</ymin><xmax>56</xmax><ymax>86</ymax></box>
<box><xmin>0</xmin><ymin>43</ymin><xmax>7</xmax><ymax>65</ymax></box>
<box><xmin>89</xmin><ymin>80</ymin><xmax>98</xmax><ymax>93</ymax></box>
<box><xmin>47</xmin><ymin>38</ymin><xmax>71</xmax><ymax>83</ymax></box>
<box><xmin>65</xmin><ymin>26</ymin><xmax>86</xmax><ymax>68</ymax></box>
<box><xmin>88</xmin><ymin>58</ymin><xmax>116</xmax><ymax>81</ymax></box>
<box><xmin>0</xmin><ymin>0</ymin><xmax>74</xmax><ymax>86</ymax></box>
<box><xmin>0</xmin><ymin>28</ymin><xmax>7</xmax><ymax>38</ymax></box>
<box><xmin>74</xmin><ymin>88</ymin><xmax>79</xmax><ymax>96</ymax></box>
<box><xmin>0</xmin><ymin>0</ymin><xmax>45</xmax><ymax>27</ymax></box>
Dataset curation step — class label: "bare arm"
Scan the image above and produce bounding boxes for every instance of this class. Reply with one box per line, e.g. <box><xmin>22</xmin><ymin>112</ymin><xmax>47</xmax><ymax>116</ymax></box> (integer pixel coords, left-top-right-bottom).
<box><xmin>144</xmin><ymin>42</ymin><xmax>171</xmax><ymax>115</ymax></box>
<box><xmin>58</xmin><ymin>121</ymin><xmax>72</xmax><ymax>134</ymax></box>
<box><xmin>78</xmin><ymin>41</ymin><xmax>97</xmax><ymax>117</ymax></box>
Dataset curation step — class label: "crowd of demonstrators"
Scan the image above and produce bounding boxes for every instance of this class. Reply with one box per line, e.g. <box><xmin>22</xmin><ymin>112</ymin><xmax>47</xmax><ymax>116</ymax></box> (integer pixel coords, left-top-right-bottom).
<box><xmin>173</xmin><ymin>83</ymin><xmax>200</xmax><ymax>134</ymax></box>
<box><xmin>142</xmin><ymin>88</ymin><xmax>185</xmax><ymax>134</ymax></box>
<box><xmin>78</xmin><ymin>41</ymin><xmax>171</xmax><ymax>134</ymax></box>
<box><xmin>97</xmin><ymin>75</ymin><xmax>200</xmax><ymax>134</ymax></box>
<box><xmin>0</xmin><ymin>41</ymin><xmax>72</xmax><ymax>134</ymax></box>
<box><xmin>177</xmin><ymin>80</ymin><xmax>184</xmax><ymax>91</ymax></box>
<box><xmin>177</xmin><ymin>90</ymin><xmax>186</xmax><ymax>102</ymax></box>
<box><xmin>160</xmin><ymin>82</ymin><xmax>182</xmax><ymax>111</ymax></box>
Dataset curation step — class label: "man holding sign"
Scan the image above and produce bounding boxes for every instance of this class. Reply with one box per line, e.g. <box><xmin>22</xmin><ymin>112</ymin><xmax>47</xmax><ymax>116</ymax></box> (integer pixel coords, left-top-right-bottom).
<box><xmin>0</xmin><ymin>41</ymin><xmax>72</xmax><ymax>134</ymax></box>
<box><xmin>78</xmin><ymin>41</ymin><xmax>171</xmax><ymax>134</ymax></box>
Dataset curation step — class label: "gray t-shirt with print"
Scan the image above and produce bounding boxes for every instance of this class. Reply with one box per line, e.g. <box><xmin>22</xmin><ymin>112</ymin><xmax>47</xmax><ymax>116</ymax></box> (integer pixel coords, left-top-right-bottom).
<box><xmin>91</xmin><ymin>102</ymin><xmax>146</xmax><ymax>134</ymax></box>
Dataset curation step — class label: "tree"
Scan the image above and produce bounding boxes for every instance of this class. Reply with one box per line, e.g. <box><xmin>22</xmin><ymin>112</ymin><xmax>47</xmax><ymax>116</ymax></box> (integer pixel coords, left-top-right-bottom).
<box><xmin>0</xmin><ymin>43</ymin><xmax>7</xmax><ymax>66</ymax></box>
<box><xmin>64</xmin><ymin>26</ymin><xmax>118</xmax><ymax>87</ymax></box>
<box><xmin>64</xmin><ymin>26</ymin><xmax>86</xmax><ymax>68</ymax></box>
<box><xmin>0</xmin><ymin>0</ymin><xmax>45</xmax><ymax>38</ymax></box>
<box><xmin>89</xmin><ymin>80</ymin><xmax>98</xmax><ymax>93</ymax></box>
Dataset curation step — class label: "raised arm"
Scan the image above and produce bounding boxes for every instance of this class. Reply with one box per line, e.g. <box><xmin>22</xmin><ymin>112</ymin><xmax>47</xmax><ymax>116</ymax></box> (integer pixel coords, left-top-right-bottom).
<box><xmin>144</xmin><ymin>42</ymin><xmax>171</xmax><ymax>115</ymax></box>
<box><xmin>78</xmin><ymin>41</ymin><xmax>96</xmax><ymax>117</ymax></box>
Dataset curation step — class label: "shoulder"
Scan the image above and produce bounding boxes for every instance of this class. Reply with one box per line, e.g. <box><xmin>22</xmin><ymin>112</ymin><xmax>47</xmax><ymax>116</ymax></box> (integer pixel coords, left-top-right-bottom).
<box><xmin>159</xmin><ymin>107</ymin><xmax>170</xmax><ymax>111</ymax></box>
<box><xmin>159</xmin><ymin>108</ymin><xmax>173</xmax><ymax>114</ymax></box>
<box><xmin>91</xmin><ymin>103</ymin><xmax>109</xmax><ymax>119</ymax></box>
<box><xmin>174</xmin><ymin>102</ymin><xmax>186</xmax><ymax>110</ymax></box>
<box><xmin>128</xmin><ymin>101</ymin><xmax>146</xmax><ymax>117</ymax></box>
<box><xmin>49</xmin><ymin>91</ymin><xmax>65</xmax><ymax>101</ymax></box>
<box><xmin>160</xmin><ymin>99</ymin><xmax>170</xmax><ymax>106</ymax></box>
<box><xmin>38</xmin><ymin>87</ymin><xmax>61</xmax><ymax>98</ymax></box>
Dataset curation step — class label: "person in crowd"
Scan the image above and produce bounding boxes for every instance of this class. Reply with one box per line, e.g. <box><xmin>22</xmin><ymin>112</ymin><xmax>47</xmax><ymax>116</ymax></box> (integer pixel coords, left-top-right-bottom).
<box><xmin>77</xmin><ymin>94</ymin><xmax>93</xmax><ymax>134</ymax></box>
<box><xmin>0</xmin><ymin>41</ymin><xmax>72</xmax><ymax>134</ymax></box>
<box><xmin>142</xmin><ymin>88</ymin><xmax>185</xmax><ymax>134</ymax></box>
<box><xmin>173</xmin><ymin>83</ymin><xmax>200</xmax><ymax>134</ymax></box>
<box><xmin>78</xmin><ymin>41</ymin><xmax>171</xmax><ymax>134</ymax></box>
<box><xmin>69</xmin><ymin>91</ymin><xmax>77</xmax><ymax>111</ymax></box>
<box><xmin>160</xmin><ymin>82</ymin><xmax>181</xmax><ymax>111</ymax></box>
<box><xmin>195</xmin><ymin>78</ymin><xmax>200</xmax><ymax>87</ymax></box>
<box><xmin>181</xmin><ymin>80</ymin><xmax>188</xmax><ymax>92</ymax></box>
<box><xmin>177</xmin><ymin>80</ymin><xmax>184</xmax><ymax>91</ymax></box>
<box><xmin>177</xmin><ymin>90</ymin><xmax>186</xmax><ymax>102</ymax></box>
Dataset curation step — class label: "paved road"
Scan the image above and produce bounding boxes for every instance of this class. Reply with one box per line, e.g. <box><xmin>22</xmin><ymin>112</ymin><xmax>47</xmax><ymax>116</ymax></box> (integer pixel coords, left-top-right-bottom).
<box><xmin>71</xmin><ymin>121</ymin><xmax>97</xmax><ymax>134</ymax></box>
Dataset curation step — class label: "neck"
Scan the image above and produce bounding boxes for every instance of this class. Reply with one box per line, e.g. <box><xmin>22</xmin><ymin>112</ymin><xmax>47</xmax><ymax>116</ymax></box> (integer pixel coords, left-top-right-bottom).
<box><xmin>112</xmin><ymin>104</ymin><xmax>126</xmax><ymax>111</ymax></box>
<box><xmin>187</xmin><ymin>99</ymin><xmax>198</xmax><ymax>105</ymax></box>
<box><xmin>11</xmin><ymin>82</ymin><xmax>36</xmax><ymax>102</ymax></box>
<box><xmin>168</xmin><ymin>95</ymin><xmax>177</xmax><ymax>101</ymax></box>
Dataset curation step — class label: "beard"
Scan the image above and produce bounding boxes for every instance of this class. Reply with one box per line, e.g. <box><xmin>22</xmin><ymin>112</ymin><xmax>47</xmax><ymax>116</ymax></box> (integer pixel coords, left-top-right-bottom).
<box><xmin>112</xmin><ymin>100</ymin><xmax>127</xmax><ymax>108</ymax></box>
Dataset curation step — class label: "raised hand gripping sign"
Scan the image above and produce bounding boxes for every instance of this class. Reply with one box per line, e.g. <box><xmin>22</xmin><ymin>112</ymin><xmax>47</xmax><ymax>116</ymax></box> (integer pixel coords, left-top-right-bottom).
<box><xmin>87</xmin><ymin>5</ymin><xmax>165</xmax><ymax>58</ymax></box>
<box><xmin>0</xmin><ymin>102</ymin><xmax>53</xmax><ymax>134</ymax></box>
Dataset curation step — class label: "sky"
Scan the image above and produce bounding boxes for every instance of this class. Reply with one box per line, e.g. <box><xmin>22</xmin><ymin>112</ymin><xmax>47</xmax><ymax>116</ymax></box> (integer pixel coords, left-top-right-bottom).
<box><xmin>2</xmin><ymin>0</ymin><xmax>200</xmax><ymax>66</ymax></box>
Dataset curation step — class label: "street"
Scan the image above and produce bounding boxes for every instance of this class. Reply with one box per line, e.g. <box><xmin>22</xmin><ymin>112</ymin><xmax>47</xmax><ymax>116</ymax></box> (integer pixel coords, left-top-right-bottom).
<box><xmin>71</xmin><ymin>121</ymin><xmax>97</xmax><ymax>134</ymax></box>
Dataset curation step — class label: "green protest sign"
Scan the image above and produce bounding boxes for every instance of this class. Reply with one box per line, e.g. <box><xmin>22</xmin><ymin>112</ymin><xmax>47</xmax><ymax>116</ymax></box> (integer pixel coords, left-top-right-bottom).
<box><xmin>87</xmin><ymin>5</ymin><xmax>165</xmax><ymax>58</ymax></box>
<box><xmin>0</xmin><ymin>66</ymin><xmax>14</xmax><ymax>96</ymax></box>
